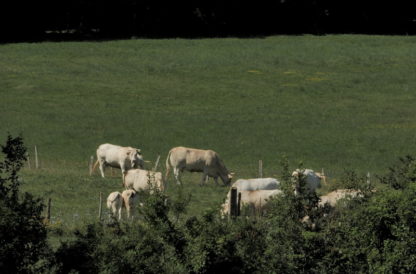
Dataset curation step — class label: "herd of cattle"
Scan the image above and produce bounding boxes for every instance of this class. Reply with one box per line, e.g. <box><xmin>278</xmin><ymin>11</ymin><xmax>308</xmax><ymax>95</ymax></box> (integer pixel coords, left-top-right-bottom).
<box><xmin>92</xmin><ymin>143</ymin><xmax>361</xmax><ymax>220</ymax></box>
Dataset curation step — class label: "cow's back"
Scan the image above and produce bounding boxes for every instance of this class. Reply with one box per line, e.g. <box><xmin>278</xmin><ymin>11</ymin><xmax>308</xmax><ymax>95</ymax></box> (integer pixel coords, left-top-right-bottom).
<box><xmin>125</xmin><ymin>169</ymin><xmax>164</xmax><ymax>192</ymax></box>
<box><xmin>243</xmin><ymin>189</ymin><xmax>282</xmax><ymax>207</ymax></box>
<box><xmin>233</xmin><ymin>178</ymin><xmax>280</xmax><ymax>191</ymax></box>
<box><xmin>97</xmin><ymin>143</ymin><xmax>122</xmax><ymax>162</ymax></box>
<box><xmin>169</xmin><ymin>146</ymin><xmax>210</xmax><ymax>171</ymax></box>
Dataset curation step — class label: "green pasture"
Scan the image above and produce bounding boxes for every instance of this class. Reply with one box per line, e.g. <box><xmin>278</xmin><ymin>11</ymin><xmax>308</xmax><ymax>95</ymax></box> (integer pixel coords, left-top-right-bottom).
<box><xmin>1</xmin><ymin>35</ymin><xmax>416</xmax><ymax>226</ymax></box>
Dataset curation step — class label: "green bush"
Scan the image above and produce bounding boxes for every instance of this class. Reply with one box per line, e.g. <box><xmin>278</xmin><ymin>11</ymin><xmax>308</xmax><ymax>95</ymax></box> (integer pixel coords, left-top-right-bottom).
<box><xmin>0</xmin><ymin>135</ymin><xmax>50</xmax><ymax>273</ymax></box>
<box><xmin>21</xmin><ymin>153</ymin><xmax>416</xmax><ymax>273</ymax></box>
<box><xmin>379</xmin><ymin>155</ymin><xmax>416</xmax><ymax>190</ymax></box>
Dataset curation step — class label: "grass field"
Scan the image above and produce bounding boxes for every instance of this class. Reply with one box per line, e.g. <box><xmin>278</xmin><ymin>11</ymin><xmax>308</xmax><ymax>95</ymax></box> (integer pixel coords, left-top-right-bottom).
<box><xmin>1</xmin><ymin>35</ymin><xmax>416</xmax><ymax>227</ymax></box>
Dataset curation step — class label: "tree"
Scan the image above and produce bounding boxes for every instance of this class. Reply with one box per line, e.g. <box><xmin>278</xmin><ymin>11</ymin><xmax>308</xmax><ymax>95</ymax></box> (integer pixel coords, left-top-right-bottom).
<box><xmin>0</xmin><ymin>135</ymin><xmax>50</xmax><ymax>273</ymax></box>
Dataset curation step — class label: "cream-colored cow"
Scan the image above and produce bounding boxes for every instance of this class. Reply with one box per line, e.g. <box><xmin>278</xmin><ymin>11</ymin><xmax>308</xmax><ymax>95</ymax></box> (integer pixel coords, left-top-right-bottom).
<box><xmin>319</xmin><ymin>189</ymin><xmax>362</xmax><ymax>207</ymax></box>
<box><xmin>124</xmin><ymin>169</ymin><xmax>165</xmax><ymax>192</ymax></box>
<box><xmin>106</xmin><ymin>191</ymin><xmax>123</xmax><ymax>220</ymax></box>
<box><xmin>165</xmin><ymin>146</ymin><xmax>233</xmax><ymax>186</ymax></box>
<box><xmin>221</xmin><ymin>189</ymin><xmax>283</xmax><ymax>217</ymax></box>
<box><xmin>121</xmin><ymin>189</ymin><xmax>138</xmax><ymax>219</ymax></box>
<box><xmin>92</xmin><ymin>143</ymin><xmax>144</xmax><ymax>179</ymax></box>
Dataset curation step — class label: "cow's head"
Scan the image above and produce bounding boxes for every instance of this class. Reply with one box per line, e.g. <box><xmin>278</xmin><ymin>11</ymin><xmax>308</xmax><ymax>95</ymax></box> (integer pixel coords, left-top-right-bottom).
<box><xmin>221</xmin><ymin>172</ymin><xmax>234</xmax><ymax>185</ymax></box>
<box><xmin>130</xmin><ymin>149</ymin><xmax>144</xmax><ymax>169</ymax></box>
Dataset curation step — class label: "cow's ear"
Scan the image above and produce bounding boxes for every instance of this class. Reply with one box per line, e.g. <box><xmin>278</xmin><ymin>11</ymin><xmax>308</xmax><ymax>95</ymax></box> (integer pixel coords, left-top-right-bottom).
<box><xmin>136</xmin><ymin>149</ymin><xmax>141</xmax><ymax>155</ymax></box>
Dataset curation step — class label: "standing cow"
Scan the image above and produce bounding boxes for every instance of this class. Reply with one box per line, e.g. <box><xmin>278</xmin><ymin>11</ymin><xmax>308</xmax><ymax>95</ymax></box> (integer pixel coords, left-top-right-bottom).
<box><xmin>124</xmin><ymin>168</ymin><xmax>165</xmax><ymax>193</ymax></box>
<box><xmin>121</xmin><ymin>189</ymin><xmax>138</xmax><ymax>219</ymax></box>
<box><xmin>165</xmin><ymin>146</ymin><xmax>233</xmax><ymax>186</ymax></box>
<box><xmin>221</xmin><ymin>189</ymin><xmax>283</xmax><ymax>217</ymax></box>
<box><xmin>232</xmin><ymin>178</ymin><xmax>280</xmax><ymax>192</ymax></box>
<box><xmin>106</xmin><ymin>191</ymin><xmax>123</xmax><ymax>220</ymax></box>
<box><xmin>92</xmin><ymin>143</ymin><xmax>144</xmax><ymax>179</ymax></box>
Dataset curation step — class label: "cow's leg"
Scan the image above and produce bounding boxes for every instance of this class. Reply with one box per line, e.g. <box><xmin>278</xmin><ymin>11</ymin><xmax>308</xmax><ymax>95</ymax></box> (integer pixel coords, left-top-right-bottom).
<box><xmin>98</xmin><ymin>160</ymin><xmax>106</xmax><ymax>178</ymax></box>
<box><xmin>173</xmin><ymin>167</ymin><xmax>182</xmax><ymax>185</ymax></box>
<box><xmin>213</xmin><ymin>176</ymin><xmax>219</xmax><ymax>186</ymax></box>
<box><xmin>126</xmin><ymin>206</ymin><xmax>130</xmax><ymax>219</ymax></box>
<box><xmin>121</xmin><ymin>166</ymin><xmax>127</xmax><ymax>188</ymax></box>
<box><xmin>117</xmin><ymin>206</ymin><xmax>122</xmax><ymax>220</ymax></box>
<box><xmin>200</xmin><ymin>173</ymin><xmax>208</xmax><ymax>186</ymax></box>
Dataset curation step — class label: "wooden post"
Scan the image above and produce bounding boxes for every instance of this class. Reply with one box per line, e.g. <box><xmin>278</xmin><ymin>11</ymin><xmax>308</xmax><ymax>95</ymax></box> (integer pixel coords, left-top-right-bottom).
<box><xmin>367</xmin><ymin>172</ymin><xmax>370</xmax><ymax>185</ymax></box>
<box><xmin>35</xmin><ymin>146</ymin><xmax>39</xmax><ymax>169</ymax></box>
<box><xmin>27</xmin><ymin>153</ymin><xmax>31</xmax><ymax>169</ymax></box>
<box><xmin>89</xmin><ymin>156</ymin><xmax>94</xmax><ymax>176</ymax></box>
<box><xmin>259</xmin><ymin>160</ymin><xmax>263</xmax><ymax>178</ymax></box>
<box><xmin>230</xmin><ymin>187</ymin><xmax>238</xmax><ymax>219</ymax></box>
<box><xmin>153</xmin><ymin>155</ymin><xmax>161</xmax><ymax>171</ymax></box>
<box><xmin>98</xmin><ymin>192</ymin><xmax>103</xmax><ymax>221</ymax></box>
<box><xmin>47</xmin><ymin>198</ymin><xmax>51</xmax><ymax>221</ymax></box>
<box><xmin>237</xmin><ymin>192</ymin><xmax>241</xmax><ymax>217</ymax></box>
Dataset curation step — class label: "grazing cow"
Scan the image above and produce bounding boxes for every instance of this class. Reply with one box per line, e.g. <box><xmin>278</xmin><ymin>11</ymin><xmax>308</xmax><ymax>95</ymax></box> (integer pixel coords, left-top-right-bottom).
<box><xmin>121</xmin><ymin>189</ymin><xmax>138</xmax><ymax>219</ymax></box>
<box><xmin>106</xmin><ymin>191</ymin><xmax>123</xmax><ymax>220</ymax></box>
<box><xmin>319</xmin><ymin>189</ymin><xmax>362</xmax><ymax>207</ymax></box>
<box><xmin>92</xmin><ymin>143</ymin><xmax>144</xmax><ymax>179</ymax></box>
<box><xmin>165</xmin><ymin>146</ymin><xmax>233</xmax><ymax>186</ymax></box>
<box><xmin>221</xmin><ymin>189</ymin><xmax>283</xmax><ymax>217</ymax></box>
<box><xmin>232</xmin><ymin>178</ymin><xmax>280</xmax><ymax>192</ymax></box>
<box><xmin>124</xmin><ymin>169</ymin><xmax>165</xmax><ymax>193</ymax></box>
<box><xmin>292</xmin><ymin>169</ymin><xmax>325</xmax><ymax>194</ymax></box>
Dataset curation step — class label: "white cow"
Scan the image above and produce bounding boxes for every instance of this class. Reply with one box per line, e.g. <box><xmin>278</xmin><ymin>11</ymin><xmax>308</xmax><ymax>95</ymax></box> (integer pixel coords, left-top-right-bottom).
<box><xmin>232</xmin><ymin>178</ymin><xmax>280</xmax><ymax>192</ymax></box>
<box><xmin>221</xmin><ymin>189</ymin><xmax>283</xmax><ymax>216</ymax></box>
<box><xmin>124</xmin><ymin>168</ymin><xmax>165</xmax><ymax>193</ymax></box>
<box><xmin>319</xmin><ymin>189</ymin><xmax>362</xmax><ymax>207</ymax></box>
<box><xmin>121</xmin><ymin>189</ymin><xmax>138</xmax><ymax>219</ymax></box>
<box><xmin>92</xmin><ymin>143</ymin><xmax>144</xmax><ymax>179</ymax></box>
<box><xmin>292</xmin><ymin>169</ymin><xmax>325</xmax><ymax>193</ymax></box>
<box><xmin>106</xmin><ymin>191</ymin><xmax>123</xmax><ymax>220</ymax></box>
<box><xmin>165</xmin><ymin>146</ymin><xmax>233</xmax><ymax>186</ymax></box>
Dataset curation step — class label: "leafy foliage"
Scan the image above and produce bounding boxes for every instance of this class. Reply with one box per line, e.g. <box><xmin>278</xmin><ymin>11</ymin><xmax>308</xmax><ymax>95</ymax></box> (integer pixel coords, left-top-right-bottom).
<box><xmin>379</xmin><ymin>155</ymin><xmax>416</xmax><ymax>189</ymax></box>
<box><xmin>0</xmin><ymin>135</ymin><xmax>50</xmax><ymax>273</ymax></box>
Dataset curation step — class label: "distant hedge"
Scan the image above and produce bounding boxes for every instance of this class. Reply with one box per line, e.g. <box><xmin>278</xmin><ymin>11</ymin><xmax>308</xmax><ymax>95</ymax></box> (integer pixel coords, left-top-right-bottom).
<box><xmin>1</xmin><ymin>0</ymin><xmax>415</xmax><ymax>42</ymax></box>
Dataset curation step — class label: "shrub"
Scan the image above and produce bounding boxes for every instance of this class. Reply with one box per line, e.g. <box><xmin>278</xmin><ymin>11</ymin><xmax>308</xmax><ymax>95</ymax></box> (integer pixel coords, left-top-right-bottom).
<box><xmin>379</xmin><ymin>155</ymin><xmax>416</xmax><ymax>189</ymax></box>
<box><xmin>0</xmin><ymin>135</ymin><xmax>50</xmax><ymax>273</ymax></box>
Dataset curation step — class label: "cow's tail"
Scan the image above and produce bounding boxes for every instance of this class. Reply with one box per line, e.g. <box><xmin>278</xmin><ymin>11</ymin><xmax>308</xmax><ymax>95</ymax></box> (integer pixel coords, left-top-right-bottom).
<box><xmin>90</xmin><ymin>159</ymin><xmax>100</xmax><ymax>176</ymax></box>
<box><xmin>164</xmin><ymin>150</ymin><xmax>172</xmax><ymax>182</ymax></box>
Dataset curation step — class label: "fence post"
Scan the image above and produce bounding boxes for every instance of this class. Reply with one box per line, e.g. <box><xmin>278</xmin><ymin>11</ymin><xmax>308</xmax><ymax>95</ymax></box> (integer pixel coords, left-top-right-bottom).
<box><xmin>367</xmin><ymin>172</ymin><xmax>371</xmax><ymax>185</ymax></box>
<box><xmin>230</xmin><ymin>187</ymin><xmax>239</xmax><ymax>219</ymax></box>
<box><xmin>98</xmin><ymin>192</ymin><xmax>103</xmax><ymax>221</ymax></box>
<box><xmin>47</xmin><ymin>198</ymin><xmax>51</xmax><ymax>221</ymax></box>
<box><xmin>259</xmin><ymin>160</ymin><xmax>263</xmax><ymax>178</ymax></box>
<box><xmin>153</xmin><ymin>155</ymin><xmax>161</xmax><ymax>171</ymax></box>
<box><xmin>237</xmin><ymin>192</ymin><xmax>241</xmax><ymax>217</ymax></box>
<box><xmin>35</xmin><ymin>145</ymin><xmax>39</xmax><ymax>169</ymax></box>
<box><xmin>89</xmin><ymin>156</ymin><xmax>94</xmax><ymax>176</ymax></box>
<box><xmin>321</xmin><ymin>168</ymin><xmax>327</xmax><ymax>185</ymax></box>
<box><xmin>27</xmin><ymin>153</ymin><xmax>31</xmax><ymax>169</ymax></box>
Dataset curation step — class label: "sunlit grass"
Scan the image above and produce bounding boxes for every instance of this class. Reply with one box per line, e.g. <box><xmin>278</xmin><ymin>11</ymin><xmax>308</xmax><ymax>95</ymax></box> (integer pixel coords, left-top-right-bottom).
<box><xmin>1</xmin><ymin>35</ymin><xmax>416</xmax><ymax>228</ymax></box>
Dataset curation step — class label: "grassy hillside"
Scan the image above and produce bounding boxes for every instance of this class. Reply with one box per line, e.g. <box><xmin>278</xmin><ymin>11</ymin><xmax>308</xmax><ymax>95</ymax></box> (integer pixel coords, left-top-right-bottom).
<box><xmin>1</xmin><ymin>35</ymin><xmax>416</xmax><ymax>224</ymax></box>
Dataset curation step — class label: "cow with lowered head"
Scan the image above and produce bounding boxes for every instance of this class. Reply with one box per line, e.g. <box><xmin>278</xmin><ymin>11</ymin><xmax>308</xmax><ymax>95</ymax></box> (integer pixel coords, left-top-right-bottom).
<box><xmin>165</xmin><ymin>146</ymin><xmax>233</xmax><ymax>186</ymax></box>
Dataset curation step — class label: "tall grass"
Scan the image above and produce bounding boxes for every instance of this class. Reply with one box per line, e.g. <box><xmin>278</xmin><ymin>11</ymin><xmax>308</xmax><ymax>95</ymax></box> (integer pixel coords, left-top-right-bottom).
<box><xmin>1</xmin><ymin>35</ymin><xmax>416</xmax><ymax>224</ymax></box>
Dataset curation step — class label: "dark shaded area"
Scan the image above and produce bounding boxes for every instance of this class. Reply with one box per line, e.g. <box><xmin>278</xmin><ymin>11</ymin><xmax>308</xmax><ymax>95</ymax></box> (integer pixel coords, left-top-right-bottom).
<box><xmin>1</xmin><ymin>0</ymin><xmax>415</xmax><ymax>42</ymax></box>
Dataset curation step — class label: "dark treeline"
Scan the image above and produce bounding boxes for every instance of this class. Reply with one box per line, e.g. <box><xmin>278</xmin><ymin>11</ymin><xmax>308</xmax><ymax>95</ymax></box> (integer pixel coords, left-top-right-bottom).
<box><xmin>1</xmin><ymin>0</ymin><xmax>415</xmax><ymax>42</ymax></box>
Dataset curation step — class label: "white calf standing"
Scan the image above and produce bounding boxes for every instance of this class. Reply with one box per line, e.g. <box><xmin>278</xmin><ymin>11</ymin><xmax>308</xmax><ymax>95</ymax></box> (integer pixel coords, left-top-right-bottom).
<box><xmin>122</xmin><ymin>189</ymin><xmax>138</xmax><ymax>219</ymax></box>
<box><xmin>106</xmin><ymin>191</ymin><xmax>123</xmax><ymax>220</ymax></box>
